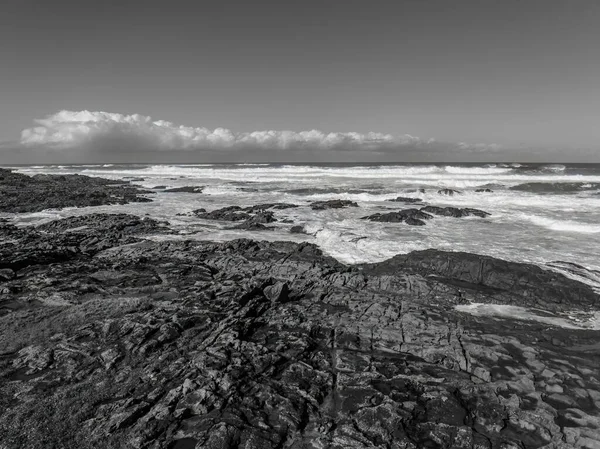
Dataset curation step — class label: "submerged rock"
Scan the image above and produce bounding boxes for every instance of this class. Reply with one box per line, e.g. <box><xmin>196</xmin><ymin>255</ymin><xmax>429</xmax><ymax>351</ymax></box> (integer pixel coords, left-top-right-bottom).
<box><xmin>310</xmin><ymin>199</ymin><xmax>359</xmax><ymax>210</ymax></box>
<box><xmin>229</xmin><ymin>221</ymin><xmax>273</xmax><ymax>231</ymax></box>
<box><xmin>386</xmin><ymin>196</ymin><xmax>423</xmax><ymax>203</ymax></box>
<box><xmin>243</xmin><ymin>203</ymin><xmax>299</xmax><ymax>212</ymax></box>
<box><xmin>510</xmin><ymin>182</ymin><xmax>600</xmax><ymax>193</ymax></box>
<box><xmin>361</xmin><ymin>208</ymin><xmax>433</xmax><ymax>225</ymax></box>
<box><xmin>421</xmin><ymin>206</ymin><xmax>491</xmax><ymax>218</ymax></box>
<box><xmin>195</xmin><ymin>206</ymin><xmax>280</xmax><ymax>227</ymax></box>
<box><xmin>194</xmin><ymin>206</ymin><xmax>251</xmax><ymax>221</ymax></box>
<box><xmin>290</xmin><ymin>225</ymin><xmax>306</xmax><ymax>234</ymax></box>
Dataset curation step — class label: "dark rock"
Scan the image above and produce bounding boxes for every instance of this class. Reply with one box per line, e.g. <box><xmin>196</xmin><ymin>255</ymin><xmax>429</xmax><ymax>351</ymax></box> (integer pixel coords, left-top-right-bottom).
<box><xmin>421</xmin><ymin>206</ymin><xmax>491</xmax><ymax>218</ymax></box>
<box><xmin>0</xmin><ymin>212</ymin><xmax>598</xmax><ymax>449</ymax></box>
<box><xmin>290</xmin><ymin>225</ymin><xmax>306</xmax><ymax>234</ymax></box>
<box><xmin>248</xmin><ymin>211</ymin><xmax>276</xmax><ymax>224</ymax></box>
<box><xmin>152</xmin><ymin>185</ymin><xmax>167</xmax><ymax>190</ymax></box>
<box><xmin>367</xmin><ymin>249</ymin><xmax>598</xmax><ymax>311</ymax></box>
<box><xmin>437</xmin><ymin>188</ymin><xmax>462</xmax><ymax>195</ymax></box>
<box><xmin>361</xmin><ymin>208</ymin><xmax>433</xmax><ymax>225</ymax></box>
<box><xmin>228</xmin><ymin>211</ymin><xmax>277</xmax><ymax>231</ymax></box>
<box><xmin>405</xmin><ymin>217</ymin><xmax>427</xmax><ymax>226</ymax></box>
<box><xmin>0</xmin><ymin>168</ymin><xmax>152</xmax><ymax>213</ymax></box>
<box><xmin>510</xmin><ymin>182</ymin><xmax>600</xmax><ymax>193</ymax></box>
<box><xmin>243</xmin><ymin>203</ymin><xmax>299</xmax><ymax>212</ymax></box>
<box><xmin>475</xmin><ymin>188</ymin><xmax>493</xmax><ymax>193</ymax></box>
<box><xmin>386</xmin><ymin>197</ymin><xmax>423</xmax><ymax>203</ymax></box>
<box><xmin>0</xmin><ymin>268</ymin><xmax>15</xmax><ymax>281</ymax></box>
<box><xmin>263</xmin><ymin>282</ymin><xmax>289</xmax><ymax>303</ymax></box>
<box><xmin>194</xmin><ymin>206</ymin><xmax>251</xmax><ymax>221</ymax></box>
<box><xmin>0</xmin><ymin>213</ymin><xmax>169</xmax><ymax>272</ymax></box>
<box><xmin>310</xmin><ymin>199</ymin><xmax>359</xmax><ymax>210</ymax></box>
<box><xmin>230</xmin><ymin>221</ymin><xmax>273</xmax><ymax>231</ymax></box>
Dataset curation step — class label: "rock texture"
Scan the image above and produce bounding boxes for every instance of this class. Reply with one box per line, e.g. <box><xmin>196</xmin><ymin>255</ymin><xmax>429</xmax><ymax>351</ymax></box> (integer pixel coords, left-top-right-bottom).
<box><xmin>421</xmin><ymin>206</ymin><xmax>491</xmax><ymax>218</ymax></box>
<box><xmin>1</xmin><ymin>213</ymin><xmax>599</xmax><ymax>449</ymax></box>
<box><xmin>386</xmin><ymin>197</ymin><xmax>423</xmax><ymax>203</ymax></box>
<box><xmin>310</xmin><ymin>200</ymin><xmax>359</xmax><ymax>210</ymax></box>
<box><xmin>362</xmin><ymin>207</ymin><xmax>490</xmax><ymax>225</ymax></box>
<box><xmin>361</xmin><ymin>209</ymin><xmax>433</xmax><ymax>226</ymax></box>
<box><xmin>0</xmin><ymin>168</ymin><xmax>153</xmax><ymax>213</ymax></box>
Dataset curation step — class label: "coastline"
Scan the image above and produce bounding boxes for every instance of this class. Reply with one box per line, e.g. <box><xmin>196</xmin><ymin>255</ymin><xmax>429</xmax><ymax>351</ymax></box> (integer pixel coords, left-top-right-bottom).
<box><xmin>1</xmin><ymin>170</ymin><xmax>599</xmax><ymax>448</ymax></box>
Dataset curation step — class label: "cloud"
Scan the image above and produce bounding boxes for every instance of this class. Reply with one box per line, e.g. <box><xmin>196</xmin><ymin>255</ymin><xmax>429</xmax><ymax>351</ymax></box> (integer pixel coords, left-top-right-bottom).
<box><xmin>11</xmin><ymin>110</ymin><xmax>513</xmax><ymax>164</ymax></box>
<box><xmin>20</xmin><ymin>110</ymin><xmax>422</xmax><ymax>152</ymax></box>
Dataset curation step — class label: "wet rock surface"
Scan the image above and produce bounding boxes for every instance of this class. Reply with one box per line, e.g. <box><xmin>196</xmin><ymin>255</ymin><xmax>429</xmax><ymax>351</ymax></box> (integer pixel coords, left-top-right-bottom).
<box><xmin>193</xmin><ymin>206</ymin><xmax>252</xmax><ymax>222</ymax></box>
<box><xmin>421</xmin><ymin>206</ymin><xmax>491</xmax><ymax>218</ymax></box>
<box><xmin>194</xmin><ymin>206</ymin><xmax>284</xmax><ymax>231</ymax></box>
<box><xmin>0</xmin><ymin>213</ymin><xmax>598</xmax><ymax>448</ymax></box>
<box><xmin>0</xmin><ymin>168</ymin><xmax>153</xmax><ymax>213</ymax></box>
<box><xmin>310</xmin><ymin>199</ymin><xmax>359</xmax><ymax>210</ymax></box>
<box><xmin>362</xmin><ymin>206</ymin><xmax>490</xmax><ymax>225</ymax></box>
<box><xmin>386</xmin><ymin>197</ymin><xmax>423</xmax><ymax>203</ymax></box>
<box><xmin>361</xmin><ymin>208</ymin><xmax>433</xmax><ymax>226</ymax></box>
<box><xmin>510</xmin><ymin>182</ymin><xmax>600</xmax><ymax>193</ymax></box>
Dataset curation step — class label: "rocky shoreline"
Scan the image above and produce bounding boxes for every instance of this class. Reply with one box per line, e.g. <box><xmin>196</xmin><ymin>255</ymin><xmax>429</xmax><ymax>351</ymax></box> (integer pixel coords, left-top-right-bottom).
<box><xmin>0</xmin><ymin>170</ymin><xmax>599</xmax><ymax>449</ymax></box>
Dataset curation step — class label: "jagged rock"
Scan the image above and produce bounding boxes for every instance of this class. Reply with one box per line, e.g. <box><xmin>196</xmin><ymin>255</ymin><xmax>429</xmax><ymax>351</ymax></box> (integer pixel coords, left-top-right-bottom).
<box><xmin>475</xmin><ymin>188</ymin><xmax>493</xmax><ymax>192</ymax></box>
<box><xmin>248</xmin><ymin>211</ymin><xmax>276</xmax><ymax>224</ymax></box>
<box><xmin>229</xmin><ymin>221</ymin><xmax>273</xmax><ymax>231</ymax></box>
<box><xmin>0</xmin><ymin>213</ymin><xmax>598</xmax><ymax>449</ymax></box>
<box><xmin>510</xmin><ymin>182</ymin><xmax>600</xmax><ymax>193</ymax></box>
<box><xmin>0</xmin><ymin>168</ymin><xmax>152</xmax><ymax>213</ymax></box>
<box><xmin>0</xmin><ymin>268</ymin><xmax>15</xmax><ymax>281</ymax></box>
<box><xmin>12</xmin><ymin>346</ymin><xmax>54</xmax><ymax>374</ymax></box>
<box><xmin>310</xmin><ymin>199</ymin><xmax>359</xmax><ymax>210</ymax></box>
<box><xmin>243</xmin><ymin>203</ymin><xmax>299</xmax><ymax>212</ymax></box>
<box><xmin>196</xmin><ymin>206</ymin><xmax>280</xmax><ymax>226</ymax></box>
<box><xmin>386</xmin><ymin>196</ymin><xmax>423</xmax><ymax>203</ymax></box>
<box><xmin>361</xmin><ymin>208</ymin><xmax>433</xmax><ymax>225</ymax></box>
<box><xmin>194</xmin><ymin>206</ymin><xmax>251</xmax><ymax>221</ymax></box>
<box><xmin>421</xmin><ymin>206</ymin><xmax>491</xmax><ymax>218</ymax></box>
<box><xmin>263</xmin><ymin>282</ymin><xmax>289</xmax><ymax>303</ymax></box>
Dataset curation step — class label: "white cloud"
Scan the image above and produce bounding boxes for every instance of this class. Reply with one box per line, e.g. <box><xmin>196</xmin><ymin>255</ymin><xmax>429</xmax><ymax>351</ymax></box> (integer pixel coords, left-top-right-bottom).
<box><xmin>20</xmin><ymin>110</ymin><xmax>413</xmax><ymax>152</ymax></box>
<box><xmin>18</xmin><ymin>110</ymin><xmax>505</xmax><ymax>160</ymax></box>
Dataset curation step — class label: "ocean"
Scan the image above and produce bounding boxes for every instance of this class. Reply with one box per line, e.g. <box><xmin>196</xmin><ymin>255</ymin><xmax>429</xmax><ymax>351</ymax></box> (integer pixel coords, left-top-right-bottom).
<box><xmin>4</xmin><ymin>162</ymin><xmax>600</xmax><ymax>289</ymax></box>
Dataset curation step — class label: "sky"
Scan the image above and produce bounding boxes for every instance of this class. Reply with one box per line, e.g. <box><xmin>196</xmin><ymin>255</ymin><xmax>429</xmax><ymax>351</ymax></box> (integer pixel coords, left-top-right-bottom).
<box><xmin>1</xmin><ymin>0</ymin><xmax>599</xmax><ymax>163</ymax></box>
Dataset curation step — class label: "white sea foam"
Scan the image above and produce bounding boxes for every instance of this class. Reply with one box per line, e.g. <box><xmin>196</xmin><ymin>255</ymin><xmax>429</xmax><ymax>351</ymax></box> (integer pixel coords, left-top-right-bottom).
<box><xmin>5</xmin><ymin>163</ymin><xmax>600</xmax><ymax>273</ymax></box>
<box><xmin>455</xmin><ymin>303</ymin><xmax>600</xmax><ymax>330</ymax></box>
<box><xmin>519</xmin><ymin>214</ymin><xmax>600</xmax><ymax>234</ymax></box>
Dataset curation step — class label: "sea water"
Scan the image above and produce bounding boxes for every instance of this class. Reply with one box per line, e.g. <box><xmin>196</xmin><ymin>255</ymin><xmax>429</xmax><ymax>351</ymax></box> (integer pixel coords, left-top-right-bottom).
<box><xmin>4</xmin><ymin>163</ymin><xmax>600</xmax><ymax>289</ymax></box>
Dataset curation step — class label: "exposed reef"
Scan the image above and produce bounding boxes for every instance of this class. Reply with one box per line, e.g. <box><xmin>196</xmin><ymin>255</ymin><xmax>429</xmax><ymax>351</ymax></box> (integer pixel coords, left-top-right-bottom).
<box><xmin>0</xmin><ymin>212</ymin><xmax>599</xmax><ymax>449</ymax></box>
<box><xmin>0</xmin><ymin>168</ymin><xmax>152</xmax><ymax>213</ymax></box>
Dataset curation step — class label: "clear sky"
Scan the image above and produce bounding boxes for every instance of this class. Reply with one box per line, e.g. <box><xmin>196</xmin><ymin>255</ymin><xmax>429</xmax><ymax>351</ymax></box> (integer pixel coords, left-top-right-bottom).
<box><xmin>1</xmin><ymin>0</ymin><xmax>599</xmax><ymax>163</ymax></box>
